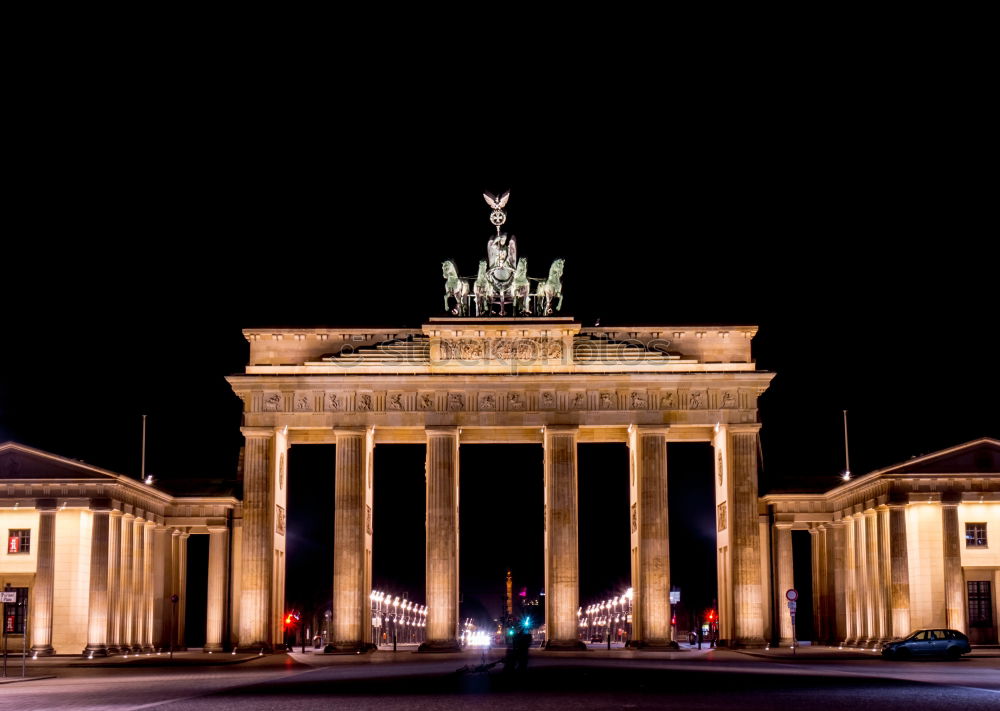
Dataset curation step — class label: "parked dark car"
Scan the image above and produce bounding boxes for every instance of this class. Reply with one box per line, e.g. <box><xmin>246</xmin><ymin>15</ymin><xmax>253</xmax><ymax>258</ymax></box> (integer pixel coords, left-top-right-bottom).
<box><xmin>881</xmin><ymin>629</ymin><xmax>971</xmax><ymax>660</ymax></box>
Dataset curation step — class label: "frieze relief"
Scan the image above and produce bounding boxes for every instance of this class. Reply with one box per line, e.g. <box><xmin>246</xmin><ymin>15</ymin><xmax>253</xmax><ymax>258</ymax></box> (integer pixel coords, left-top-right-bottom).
<box><xmin>717</xmin><ymin>501</ymin><xmax>727</xmax><ymax>532</ymax></box>
<box><xmin>263</xmin><ymin>393</ymin><xmax>283</xmax><ymax>412</ymax></box>
<box><xmin>438</xmin><ymin>337</ymin><xmax>564</xmax><ymax>362</ymax></box>
<box><xmin>250</xmin><ymin>386</ymin><xmax>755</xmax><ymax>415</ymax></box>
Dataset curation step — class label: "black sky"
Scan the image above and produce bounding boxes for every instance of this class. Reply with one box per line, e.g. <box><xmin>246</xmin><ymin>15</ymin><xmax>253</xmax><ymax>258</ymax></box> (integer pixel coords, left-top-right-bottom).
<box><xmin>2</xmin><ymin>57</ymin><xmax>996</xmax><ymax>629</ymax></box>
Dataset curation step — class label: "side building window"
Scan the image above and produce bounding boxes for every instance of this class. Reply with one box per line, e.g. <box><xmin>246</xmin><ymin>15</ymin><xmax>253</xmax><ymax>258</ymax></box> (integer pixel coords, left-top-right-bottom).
<box><xmin>6</xmin><ymin>529</ymin><xmax>31</xmax><ymax>554</ymax></box>
<box><xmin>965</xmin><ymin>523</ymin><xmax>987</xmax><ymax>548</ymax></box>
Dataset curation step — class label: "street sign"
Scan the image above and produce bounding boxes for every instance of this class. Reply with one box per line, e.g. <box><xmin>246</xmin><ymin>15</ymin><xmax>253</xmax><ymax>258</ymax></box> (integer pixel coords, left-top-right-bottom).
<box><xmin>0</xmin><ymin>592</ymin><xmax>16</xmax><ymax>603</ymax></box>
<box><xmin>785</xmin><ymin>589</ymin><xmax>798</xmax><ymax>601</ymax></box>
<box><xmin>669</xmin><ymin>591</ymin><xmax>680</xmax><ymax>605</ymax></box>
<box><xmin>787</xmin><ymin>600</ymin><xmax>797</xmax><ymax>611</ymax></box>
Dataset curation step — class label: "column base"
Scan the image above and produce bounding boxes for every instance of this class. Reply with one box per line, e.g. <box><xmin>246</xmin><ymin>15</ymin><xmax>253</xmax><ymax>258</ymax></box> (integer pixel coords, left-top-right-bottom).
<box><xmin>731</xmin><ymin>638</ymin><xmax>767</xmax><ymax>648</ymax></box>
<box><xmin>417</xmin><ymin>640</ymin><xmax>462</xmax><ymax>653</ymax></box>
<box><xmin>324</xmin><ymin>642</ymin><xmax>376</xmax><ymax>654</ymax></box>
<box><xmin>626</xmin><ymin>640</ymin><xmax>679</xmax><ymax>650</ymax></box>
<box><xmin>83</xmin><ymin>645</ymin><xmax>109</xmax><ymax>657</ymax></box>
<box><xmin>30</xmin><ymin>645</ymin><xmax>55</xmax><ymax>657</ymax></box>
<box><xmin>204</xmin><ymin>643</ymin><xmax>225</xmax><ymax>653</ymax></box>
<box><xmin>235</xmin><ymin>643</ymin><xmax>273</xmax><ymax>653</ymax></box>
<box><xmin>544</xmin><ymin>639</ymin><xmax>588</xmax><ymax>651</ymax></box>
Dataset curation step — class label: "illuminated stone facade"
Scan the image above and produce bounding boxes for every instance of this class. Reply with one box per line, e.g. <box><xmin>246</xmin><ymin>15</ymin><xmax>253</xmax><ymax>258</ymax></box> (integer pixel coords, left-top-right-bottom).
<box><xmin>762</xmin><ymin>438</ymin><xmax>1000</xmax><ymax>646</ymax></box>
<box><xmin>227</xmin><ymin>318</ymin><xmax>774</xmax><ymax>650</ymax></box>
<box><xmin>0</xmin><ymin>443</ymin><xmax>239</xmax><ymax>655</ymax></box>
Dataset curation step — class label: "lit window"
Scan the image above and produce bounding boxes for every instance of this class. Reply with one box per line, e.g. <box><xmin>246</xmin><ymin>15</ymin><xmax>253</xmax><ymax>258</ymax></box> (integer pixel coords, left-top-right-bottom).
<box><xmin>6</xmin><ymin>529</ymin><xmax>30</xmax><ymax>554</ymax></box>
<box><xmin>965</xmin><ymin>523</ymin><xmax>987</xmax><ymax>548</ymax></box>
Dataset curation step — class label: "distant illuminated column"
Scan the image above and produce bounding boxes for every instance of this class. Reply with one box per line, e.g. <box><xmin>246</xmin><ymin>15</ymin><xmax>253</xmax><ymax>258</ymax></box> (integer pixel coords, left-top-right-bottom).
<box><xmin>941</xmin><ymin>495</ymin><xmax>966</xmax><ymax>632</ymax></box>
<box><xmin>830</xmin><ymin>520</ymin><xmax>848</xmax><ymax>644</ymax></box>
<box><xmin>628</xmin><ymin>426</ymin><xmax>671</xmax><ymax>648</ymax></box>
<box><xmin>205</xmin><ymin>526</ymin><xmax>230</xmax><ymax>652</ymax></box>
<box><xmin>107</xmin><ymin>510</ymin><xmax>123</xmax><ymax>653</ymax></box>
<box><xmin>143</xmin><ymin>519</ymin><xmax>155</xmax><ymax>650</ymax></box>
<box><xmin>85</xmin><ymin>503</ymin><xmax>111</xmax><ymax>656</ymax></box>
<box><xmin>728</xmin><ymin>425</ymin><xmax>764</xmax><ymax>646</ymax></box>
<box><xmin>178</xmin><ymin>531</ymin><xmax>189</xmax><ymax>648</ymax></box>
<box><xmin>421</xmin><ymin>427</ymin><xmax>460</xmax><ymax>651</ymax></box>
<box><xmin>30</xmin><ymin>499</ymin><xmax>57</xmax><ymax>656</ymax></box>
<box><xmin>131</xmin><ymin>517</ymin><xmax>145</xmax><ymax>651</ymax></box>
<box><xmin>853</xmin><ymin>513</ymin><xmax>867</xmax><ymax>643</ymax></box>
<box><xmin>120</xmin><ymin>513</ymin><xmax>135</xmax><ymax>649</ymax></box>
<box><xmin>877</xmin><ymin>506</ymin><xmax>892</xmax><ymax>642</ymax></box>
<box><xmin>543</xmin><ymin>426</ymin><xmax>585</xmax><ymax>650</ymax></box>
<box><xmin>864</xmin><ymin>509</ymin><xmax>879</xmax><ymax>643</ymax></box>
<box><xmin>888</xmin><ymin>502</ymin><xmax>911</xmax><ymax>637</ymax></box>
<box><xmin>774</xmin><ymin>524</ymin><xmax>794</xmax><ymax>645</ymax></box>
<box><xmin>843</xmin><ymin>514</ymin><xmax>857</xmax><ymax>644</ymax></box>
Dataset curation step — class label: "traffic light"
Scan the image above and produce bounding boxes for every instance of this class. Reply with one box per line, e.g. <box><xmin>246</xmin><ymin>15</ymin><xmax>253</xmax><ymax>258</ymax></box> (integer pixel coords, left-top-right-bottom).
<box><xmin>284</xmin><ymin>611</ymin><xmax>301</xmax><ymax>628</ymax></box>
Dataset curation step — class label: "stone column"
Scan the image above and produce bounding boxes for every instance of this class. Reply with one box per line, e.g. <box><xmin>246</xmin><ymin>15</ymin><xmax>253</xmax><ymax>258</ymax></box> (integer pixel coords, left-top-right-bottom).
<box><xmin>329</xmin><ymin>428</ymin><xmax>374</xmax><ymax>652</ymax></box>
<box><xmin>178</xmin><ymin>532</ymin><xmax>189</xmax><ymax>649</ymax></box>
<box><xmin>131</xmin><ymin>517</ymin><xmax>145</xmax><ymax>652</ymax></box>
<box><xmin>420</xmin><ymin>427</ymin><xmax>461</xmax><ymax>652</ymax></box>
<box><xmin>107</xmin><ymin>510</ymin><xmax>122</xmax><ymax>653</ymax></box>
<box><xmin>120</xmin><ymin>513</ymin><xmax>135</xmax><ymax>651</ymax></box>
<box><xmin>543</xmin><ymin>426</ymin><xmax>585</xmax><ymax>650</ymax></box>
<box><xmin>205</xmin><ymin>526</ymin><xmax>230</xmax><ymax>652</ymax></box>
<box><xmin>774</xmin><ymin>524</ymin><xmax>794</xmax><ymax>645</ymax></box>
<box><xmin>843</xmin><ymin>515</ymin><xmax>856</xmax><ymax>644</ymax></box>
<box><xmin>30</xmin><ymin>499</ymin><xmax>57</xmax><ymax>656</ymax></box>
<box><xmin>143</xmin><ymin>520</ymin><xmax>155</xmax><ymax>651</ymax></box>
<box><xmin>830</xmin><ymin>522</ymin><xmax>847</xmax><ymax>643</ymax></box>
<box><xmin>853</xmin><ymin>514</ymin><xmax>867</xmax><ymax>644</ymax></box>
<box><xmin>864</xmin><ymin>509</ymin><xmax>880</xmax><ymax>644</ymax></box>
<box><xmin>941</xmin><ymin>495</ymin><xmax>966</xmax><ymax>632</ymax></box>
<box><xmin>877</xmin><ymin>506</ymin><xmax>892</xmax><ymax>642</ymax></box>
<box><xmin>84</xmin><ymin>502</ymin><xmax>112</xmax><ymax>656</ymax></box>
<box><xmin>151</xmin><ymin>525</ymin><xmax>169</xmax><ymax>650</ymax></box>
<box><xmin>887</xmin><ymin>502</ymin><xmax>911</xmax><ymax>637</ymax></box>
<box><xmin>810</xmin><ymin>528</ymin><xmax>822</xmax><ymax>644</ymax></box>
<box><xmin>170</xmin><ymin>530</ymin><xmax>180</xmax><ymax>650</ymax></box>
<box><xmin>729</xmin><ymin>425</ymin><xmax>764</xmax><ymax>646</ymax></box>
<box><xmin>817</xmin><ymin>526</ymin><xmax>831</xmax><ymax>644</ymax></box>
<box><xmin>238</xmin><ymin>427</ymin><xmax>274</xmax><ymax>650</ymax></box>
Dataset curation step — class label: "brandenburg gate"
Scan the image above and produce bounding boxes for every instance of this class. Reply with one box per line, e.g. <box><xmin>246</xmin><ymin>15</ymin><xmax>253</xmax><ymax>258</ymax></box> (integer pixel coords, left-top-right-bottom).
<box><xmin>226</xmin><ymin>194</ymin><xmax>774</xmax><ymax>651</ymax></box>
<box><xmin>227</xmin><ymin>317</ymin><xmax>773</xmax><ymax>651</ymax></box>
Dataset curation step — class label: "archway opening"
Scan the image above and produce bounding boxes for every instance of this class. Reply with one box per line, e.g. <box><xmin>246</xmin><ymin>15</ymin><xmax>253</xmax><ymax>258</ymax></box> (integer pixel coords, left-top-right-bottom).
<box><xmin>667</xmin><ymin>442</ymin><xmax>717</xmax><ymax>641</ymax></box>
<box><xmin>578</xmin><ymin>443</ymin><xmax>631</xmax><ymax>644</ymax></box>
<box><xmin>459</xmin><ymin>444</ymin><xmax>543</xmax><ymax>639</ymax></box>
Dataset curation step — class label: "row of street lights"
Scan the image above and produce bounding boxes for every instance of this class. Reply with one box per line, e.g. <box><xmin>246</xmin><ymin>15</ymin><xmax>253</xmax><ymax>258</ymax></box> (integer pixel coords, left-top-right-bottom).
<box><xmin>369</xmin><ymin>591</ymin><xmax>427</xmax><ymax>649</ymax></box>
<box><xmin>578</xmin><ymin>587</ymin><xmax>633</xmax><ymax>645</ymax></box>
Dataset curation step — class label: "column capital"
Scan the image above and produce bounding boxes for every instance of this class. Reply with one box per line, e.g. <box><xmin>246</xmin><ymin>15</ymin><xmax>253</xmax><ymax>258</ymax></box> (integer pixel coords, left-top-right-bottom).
<box><xmin>334</xmin><ymin>427</ymin><xmax>369</xmax><ymax>438</ymax></box>
<box><xmin>241</xmin><ymin>426</ymin><xmax>275</xmax><ymax>439</ymax></box>
<box><xmin>424</xmin><ymin>426</ymin><xmax>460</xmax><ymax>437</ymax></box>
<box><xmin>207</xmin><ymin>526</ymin><xmax>229</xmax><ymax>534</ymax></box>
<box><xmin>630</xmin><ymin>424</ymin><xmax>670</xmax><ymax>437</ymax></box>
<box><xmin>171</xmin><ymin>528</ymin><xmax>181</xmax><ymax>537</ymax></box>
<box><xmin>544</xmin><ymin>425</ymin><xmax>580</xmax><ymax>440</ymax></box>
<box><xmin>774</xmin><ymin>522</ymin><xmax>795</xmax><ymax>530</ymax></box>
<box><xmin>122</xmin><ymin>511</ymin><xmax>135</xmax><ymax>521</ymax></box>
<box><xmin>726</xmin><ymin>423</ymin><xmax>762</xmax><ymax>435</ymax></box>
<box><xmin>110</xmin><ymin>508</ymin><xmax>124</xmax><ymax>518</ymax></box>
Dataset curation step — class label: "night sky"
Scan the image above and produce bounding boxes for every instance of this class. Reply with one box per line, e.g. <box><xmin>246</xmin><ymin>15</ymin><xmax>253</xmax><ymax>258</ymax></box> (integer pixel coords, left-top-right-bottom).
<box><xmin>3</xmin><ymin>86</ymin><xmax>996</xmax><ymax>635</ymax></box>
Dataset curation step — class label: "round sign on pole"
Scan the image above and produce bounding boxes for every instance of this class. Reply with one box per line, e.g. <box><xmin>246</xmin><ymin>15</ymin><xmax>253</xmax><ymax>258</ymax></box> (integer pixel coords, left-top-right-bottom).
<box><xmin>785</xmin><ymin>589</ymin><xmax>798</xmax><ymax>601</ymax></box>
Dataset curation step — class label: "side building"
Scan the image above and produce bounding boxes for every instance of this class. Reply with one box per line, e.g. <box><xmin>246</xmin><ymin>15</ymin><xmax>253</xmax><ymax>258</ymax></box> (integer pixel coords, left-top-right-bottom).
<box><xmin>763</xmin><ymin>438</ymin><xmax>1000</xmax><ymax>646</ymax></box>
<box><xmin>0</xmin><ymin>442</ymin><xmax>240</xmax><ymax>655</ymax></box>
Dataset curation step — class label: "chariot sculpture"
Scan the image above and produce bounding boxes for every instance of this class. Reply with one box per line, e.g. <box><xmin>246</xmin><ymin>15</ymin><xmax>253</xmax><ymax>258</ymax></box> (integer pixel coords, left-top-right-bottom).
<box><xmin>442</xmin><ymin>191</ymin><xmax>565</xmax><ymax>317</ymax></box>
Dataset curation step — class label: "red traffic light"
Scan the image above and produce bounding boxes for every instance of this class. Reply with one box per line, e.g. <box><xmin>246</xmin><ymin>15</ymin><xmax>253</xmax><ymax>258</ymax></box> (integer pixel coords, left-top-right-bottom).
<box><xmin>284</xmin><ymin>611</ymin><xmax>301</xmax><ymax>627</ymax></box>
